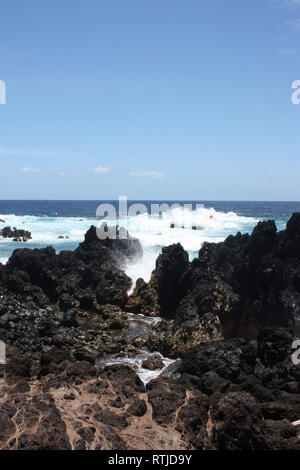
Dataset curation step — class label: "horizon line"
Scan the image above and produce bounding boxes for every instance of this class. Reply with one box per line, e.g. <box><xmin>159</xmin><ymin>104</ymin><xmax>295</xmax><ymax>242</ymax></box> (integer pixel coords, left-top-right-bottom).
<box><xmin>0</xmin><ymin>199</ymin><xmax>300</xmax><ymax>203</ymax></box>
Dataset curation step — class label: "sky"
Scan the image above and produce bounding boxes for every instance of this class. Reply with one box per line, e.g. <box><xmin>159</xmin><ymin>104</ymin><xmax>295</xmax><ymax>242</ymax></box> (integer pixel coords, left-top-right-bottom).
<box><xmin>0</xmin><ymin>0</ymin><xmax>299</xmax><ymax>200</ymax></box>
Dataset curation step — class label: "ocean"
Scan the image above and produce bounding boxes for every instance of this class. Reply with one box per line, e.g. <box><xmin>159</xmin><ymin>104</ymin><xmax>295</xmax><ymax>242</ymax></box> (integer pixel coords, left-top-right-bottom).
<box><xmin>1</xmin><ymin>200</ymin><xmax>300</xmax><ymax>287</ymax></box>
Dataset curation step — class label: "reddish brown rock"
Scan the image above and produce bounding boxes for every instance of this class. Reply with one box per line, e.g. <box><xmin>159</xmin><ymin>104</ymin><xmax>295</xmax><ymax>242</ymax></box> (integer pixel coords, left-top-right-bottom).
<box><xmin>127</xmin><ymin>399</ymin><xmax>147</xmax><ymax>417</ymax></box>
<box><xmin>142</xmin><ymin>354</ymin><xmax>165</xmax><ymax>371</ymax></box>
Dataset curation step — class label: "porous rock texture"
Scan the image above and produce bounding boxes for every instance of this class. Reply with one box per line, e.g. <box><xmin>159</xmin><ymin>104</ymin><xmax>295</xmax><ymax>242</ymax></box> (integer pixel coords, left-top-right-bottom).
<box><xmin>0</xmin><ymin>220</ymin><xmax>299</xmax><ymax>450</ymax></box>
<box><xmin>130</xmin><ymin>214</ymin><xmax>300</xmax><ymax>357</ymax></box>
<box><xmin>0</xmin><ymin>226</ymin><xmax>32</xmax><ymax>242</ymax></box>
<box><xmin>0</xmin><ymin>326</ymin><xmax>299</xmax><ymax>450</ymax></box>
<box><xmin>0</xmin><ymin>224</ymin><xmax>142</xmax><ymax>363</ymax></box>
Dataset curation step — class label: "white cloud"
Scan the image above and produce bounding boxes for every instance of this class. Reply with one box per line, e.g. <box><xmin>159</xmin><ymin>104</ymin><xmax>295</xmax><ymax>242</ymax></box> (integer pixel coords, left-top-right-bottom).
<box><xmin>93</xmin><ymin>166</ymin><xmax>110</xmax><ymax>174</ymax></box>
<box><xmin>130</xmin><ymin>169</ymin><xmax>164</xmax><ymax>179</ymax></box>
<box><xmin>19</xmin><ymin>167</ymin><xmax>41</xmax><ymax>174</ymax></box>
<box><xmin>58</xmin><ymin>171</ymin><xmax>67</xmax><ymax>176</ymax></box>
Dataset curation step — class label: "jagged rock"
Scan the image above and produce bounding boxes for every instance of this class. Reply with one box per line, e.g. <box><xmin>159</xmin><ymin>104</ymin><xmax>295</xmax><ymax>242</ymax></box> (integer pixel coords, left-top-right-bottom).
<box><xmin>139</xmin><ymin>214</ymin><xmax>300</xmax><ymax>342</ymax></box>
<box><xmin>263</xmin><ymin>419</ymin><xmax>300</xmax><ymax>450</ymax></box>
<box><xmin>127</xmin><ymin>399</ymin><xmax>147</xmax><ymax>417</ymax></box>
<box><xmin>0</xmin><ymin>214</ymin><xmax>299</xmax><ymax>451</ymax></box>
<box><xmin>210</xmin><ymin>392</ymin><xmax>266</xmax><ymax>450</ymax></box>
<box><xmin>178</xmin><ymin>327</ymin><xmax>299</xmax><ymax>396</ymax></box>
<box><xmin>0</xmin><ymin>331</ymin><xmax>299</xmax><ymax>450</ymax></box>
<box><xmin>159</xmin><ymin>359</ymin><xmax>182</xmax><ymax>380</ymax></box>
<box><xmin>0</xmin><ymin>291</ymin><xmax>130</xmax><ymax>365</ymax></box>
<box><xmin>148</xmin><ymin>312</ymin><xmax>223</xmax><ymax>358</ymax></box>
<box><xmin>74</xmin><ymin>224</ymin><xmax>142</xmax><ymax>266</ymax></box>
<box><xmin>179</xmin><ymin>338</ymin><xmax>257</xmax><ymax>391</ymax></box>
<box><xmin>0</xmin><ymin>225</ymin><xmax>142</xmax><ymax>321</ymax></box>
<box><xmin>125</xmin><ymin>278</ymin><xmax>159</xmax><ymax>316</ymax></box>
<box><xmin>150</xmin><ymin>243</ymin><xmax>189</xmax><ymax>319</ymax></box>
<box><xmin>141</xmin><ymin>354</ymin><xmax>165</xmax><ymax>371</ymax></box>
<box><xmin>175</xmin><ymin>392</ymin><xmax>210</xmax><ymax>449</ymax></box>
<box><xmin>146</xmin><ymin>377</ymin><xmax>187</xmax><ymax>426</ymax></box>
<box><xmin>0</xmin><ymin>226</ymin><xmax>32</xmax><ymax>242</ymax></box>
<box><xmin>209</xmin><ymin>391</ymin><xmax>300</xmax><ymax>450</ymax></box>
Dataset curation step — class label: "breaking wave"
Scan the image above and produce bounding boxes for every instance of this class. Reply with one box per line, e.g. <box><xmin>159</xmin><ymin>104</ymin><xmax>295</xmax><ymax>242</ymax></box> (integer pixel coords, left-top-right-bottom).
<box><xmin>0</xmin><ymin>206</ymin><xmax>259</xmax><ymax>284</ymax></box>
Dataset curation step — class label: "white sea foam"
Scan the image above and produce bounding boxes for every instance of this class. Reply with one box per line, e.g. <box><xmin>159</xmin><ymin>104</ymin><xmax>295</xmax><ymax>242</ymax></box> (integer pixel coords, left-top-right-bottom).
<box><xmin>0</xmin><ymin>213</ymin><xmax>99</xmax><ymax>244</ymax></box>
<box><xmin>0</xmin><ymin>206</ymin><xmax>259</xmax><ymax>283</ymax></box>
<box><xmin>123</xmin><ymin>205</ymin><xmax>259</xmax><ymax>283</ymax></box>
<box><xmin>97</xmin><ymin>313</ymin><xmax>175</xmax><ymax>384</ymax></box>
<box><xmin>97</xmin><ymin>350</ymin><xmax>175</xmax><ymax>384</ymax></box>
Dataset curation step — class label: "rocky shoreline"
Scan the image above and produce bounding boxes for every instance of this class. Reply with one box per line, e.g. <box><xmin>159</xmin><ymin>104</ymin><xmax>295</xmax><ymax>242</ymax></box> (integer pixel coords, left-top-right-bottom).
<box><xmin>0</xmin><ymin>226</ymin><xmax>32</xmax><ymax>242</ymax></box>
<box><xmin>0</xmin><ymin>216</ymin><xmax>299</xmax><ymax>450</ymax></box>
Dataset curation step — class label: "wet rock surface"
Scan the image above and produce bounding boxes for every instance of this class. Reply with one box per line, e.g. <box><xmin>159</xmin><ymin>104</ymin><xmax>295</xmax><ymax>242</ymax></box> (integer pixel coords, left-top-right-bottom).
<box><xmin>141</xmin><ymin>354</ymin><xmax>165</xmax><ymax>371</ymax></box>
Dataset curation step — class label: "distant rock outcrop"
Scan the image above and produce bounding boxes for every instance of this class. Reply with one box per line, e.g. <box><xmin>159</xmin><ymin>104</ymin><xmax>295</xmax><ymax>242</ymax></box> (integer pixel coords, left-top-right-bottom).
<box><xmin>0</xmin><ymin>226</ymin><xmax>32</xmax><ymax>242</ymax></box>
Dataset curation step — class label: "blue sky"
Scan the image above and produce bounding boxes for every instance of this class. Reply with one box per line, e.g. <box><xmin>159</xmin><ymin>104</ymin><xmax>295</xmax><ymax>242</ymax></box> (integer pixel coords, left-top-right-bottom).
<box><xmin>0</xmin><ymin>0</ymin><xmax>299</xmax><ymax>200</ymax></box>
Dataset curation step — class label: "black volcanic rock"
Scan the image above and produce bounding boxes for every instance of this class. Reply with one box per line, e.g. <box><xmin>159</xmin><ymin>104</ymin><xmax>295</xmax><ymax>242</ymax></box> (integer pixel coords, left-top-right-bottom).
<box><xmin>178</xmin><ymin>327</ymin><xmax>296</xmax><ymax>394</ymax></box>
<box><xmin>177</xmin><ymin>327</ymin><xmax>300</xmax><ymax>446</ymax></box>
<box><xmin>125</xmin><ymin>278</ymin><xmax>159</xmax><ymax>316</ymax></box>
<box><xmin>257</xmin><ymin>327</ymin><xmax>294</xmax><ymax>367</ymax></box>
<box><xmin>1</xmin><ymin>224</ymin><xmax>142</xmax><ymax>310</ymax></box>
<box><xmin>0</xmin><ymin>225</ymin><xmax>142</xmax><ymax>363</ymax></box>
<box><xmin>141</xmin><ymin>354</ymin><xmax>165</xmax><ymax>371</ymax></box>
<box><xmin>140</xmin><ymin>213</ymin><xmax>300</xmax><ymax>340</ymax></box>
<box><xmin>1</xmin><ymin>217</ymin><xmax>299</xmax><ymax>450</ymax></box>
<box><xmin>150</xmin><ymin>243</ymin><xmax>189</xmax><ymax>318</ymax></box>
<box><xmin>74</xmin><ymin>224</ymin><xmax>142</xmax><ymax>266</ymax></box>
<box><xmin>0</xmin><ymin>226</ymin><xmax>32</xmax><ymax>242</ymax></box>
<box><xmin>179</xmin><ymin>338</ymin><xmax>257</xmax><ymax>393</ymax></box>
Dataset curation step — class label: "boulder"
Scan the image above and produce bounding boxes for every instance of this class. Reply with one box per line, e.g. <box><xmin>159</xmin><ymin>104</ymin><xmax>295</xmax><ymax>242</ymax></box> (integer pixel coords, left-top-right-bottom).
<box><xmin>0</xmin><ymin>226</ymin><xmax>32</xmax><ymax>242</ymax></box>
<box><xmin>142</xmin><ymin>354</ymin><xmax>165</xmax><ymax>371</ymax></box>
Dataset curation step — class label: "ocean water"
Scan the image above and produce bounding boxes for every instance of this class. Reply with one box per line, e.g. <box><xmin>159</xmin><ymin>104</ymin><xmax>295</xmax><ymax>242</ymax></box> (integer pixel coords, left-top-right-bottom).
<box><xmin>0</xmin><ymin>200</ymin><xmax>299</xmax><ymax>286</ymax></box>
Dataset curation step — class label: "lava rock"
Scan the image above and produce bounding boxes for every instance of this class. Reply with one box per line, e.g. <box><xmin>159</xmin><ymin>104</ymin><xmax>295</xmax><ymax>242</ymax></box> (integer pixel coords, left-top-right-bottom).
<box><xmin>0</xmin><ymin>226</ymin><xmax>32</xmax><ymax>242</ymax></box>
<box><xmin>140</xmin><ymin>213</ymin><xmax>300</xmax><ymax>341</ymax></box>
<box><xmin>142</xmin><ymin>354</ymin><xmax>165</xmax><ymax>371</ymax></box>
<box><xmin>127</xmin><ymin>399</ymin><xmax>147</xmax><ymax>417</ymax></box>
